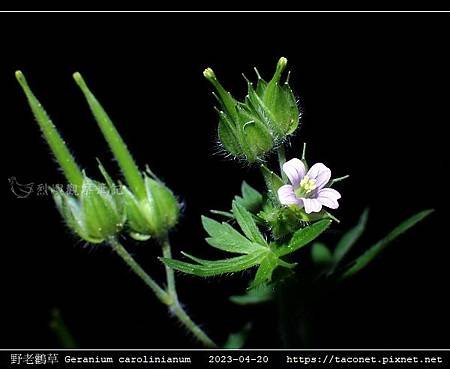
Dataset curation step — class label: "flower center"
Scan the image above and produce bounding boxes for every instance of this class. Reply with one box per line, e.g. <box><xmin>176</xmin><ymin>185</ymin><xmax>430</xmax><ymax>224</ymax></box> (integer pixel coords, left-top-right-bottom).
<box><xmin>295</xmin><ymin>176</ymin><xmax>317</xmax><ymax>197</ymax></box>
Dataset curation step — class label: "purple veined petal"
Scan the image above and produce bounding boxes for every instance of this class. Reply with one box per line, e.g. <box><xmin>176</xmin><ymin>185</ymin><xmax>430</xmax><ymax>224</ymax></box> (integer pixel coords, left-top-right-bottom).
<box><xmin>317</xmin><ymin>188</ymin><xmax>341</xmax><ymax>209</ymax></box>
<box><xmin>318</xmin><ymin>187</ymin><xmax>341</xmax><ymax>200</ymax></box>
<box><xmin>278</xmin><ymin>185</ymin><xmax>303</xmax><ymax>207</ymax></box>
<box><xmin>282</xmin><ymin>158</ymin><xmax>306</xmax><ymax>188</ymax></box>
<box><xmin>303</xmin><ymin>198</ymin><xmax>323</xmax><ymax>214</ymax></box>
<box><xmin>306</xmin><ymin>163</ymin><xmax>331</xmax><ymax>190</ymax></box>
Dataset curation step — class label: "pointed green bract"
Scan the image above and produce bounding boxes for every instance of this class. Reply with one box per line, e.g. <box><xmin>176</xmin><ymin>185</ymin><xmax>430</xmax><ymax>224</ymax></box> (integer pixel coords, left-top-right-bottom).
<box><xmin>217</xmin><ymin>111</ymin><xmax>242</xmax><ymax>156</ymax></box>
<box><xmin>121</xmin><ymin>174</ymin><xmax>180</xmax><ymax>240</ymax></box>
<box><xmin>15</xmin><ymin>71</ymin><xmax>83</xmax><ymax>188</ymax></box>
<box><xmin>276</xmin><ymin>219</ymin><xmax>332</xmax><ymax>257</ymax></box>
<box><xmin>53</xmin><ymin>175</ymin><xmax>125</xmax><ymax>243</ymax></box>
<box><xmin>73</xmin><ymin>72</ymin><xmax>146</xmax><ymax>200</ymax></box>
<box><xmin>341</xmin><ymin>209</ymin><xmax>434</xmax><ymax>279</ymax></box>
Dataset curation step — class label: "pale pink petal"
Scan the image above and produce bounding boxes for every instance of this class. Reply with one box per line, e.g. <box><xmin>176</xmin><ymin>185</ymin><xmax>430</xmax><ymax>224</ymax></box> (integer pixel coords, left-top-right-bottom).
<box><xmin>278</xmin><ymin>185</ymin><xmax>303</xmax><ymax>207</ymax></box>
<box><xmin>282</xmin><ymin>158</ymin><xmax>306</xmax><ymax>188</ymax></box>
<box><xmin>306</xmin><ymin>163</ymin><xmax>331</xmax><ymax>190</ymax></box>
<box><xmin>317</xmin><ymin>188</ymin><xmax>341</xmax><ymax>209</ymax></box>
<box><xmin>303</xmin><ymin>198</ymin><xmax>322</xmax><ymax>214</ymax></box>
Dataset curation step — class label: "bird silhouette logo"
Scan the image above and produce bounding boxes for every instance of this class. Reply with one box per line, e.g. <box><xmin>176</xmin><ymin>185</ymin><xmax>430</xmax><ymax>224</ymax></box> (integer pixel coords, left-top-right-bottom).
<box><xmin>8</xmin><ymin>177</ymin><xmax>34</xmax><ymax>198</ymax></box>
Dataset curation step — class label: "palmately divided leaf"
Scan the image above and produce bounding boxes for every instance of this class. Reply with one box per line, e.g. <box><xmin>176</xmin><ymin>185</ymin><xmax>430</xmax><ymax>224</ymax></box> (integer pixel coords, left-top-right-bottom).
<box><xmin>201</xmin><ymin>216</ymin><xmax>265</xmax><ymax>254</ymax></box>
<box><xmin>232</xmin><ymin>201</ymin><xmax>267</xmax><ymax>246</ymax></box>
<box><xmin>161</xmin><ymin>249</ymin><xmax>268</xmax><ymax>277</ymax></box>
<box><xmin>341</xmin><ymin>209</ymin><xmax>434</xmax><ymax>279</ymax></box>
<box><xmin>276</xmin><ymin>219</ymin><xmax>332</xmax><ymax>257</ymax></box>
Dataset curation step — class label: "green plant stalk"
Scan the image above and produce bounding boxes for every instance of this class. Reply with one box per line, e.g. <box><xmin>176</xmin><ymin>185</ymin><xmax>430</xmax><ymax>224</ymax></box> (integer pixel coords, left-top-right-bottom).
<box><xmin>161</xmin><ymin>236</ymin><xmax>177</xmax><ymax>300</ymax></box>
<box><xmin>109</xmin><ymin>238</ymin><xmax>217</xmax><ymax>348</ymax></box>
<box><xmin>15</xmin><ymin>71</ymin><xmax>84</xmax><ymax>188</ymax></box>
<box><xmin>170</xmin><ymin>303</ymin><xmax>217</xmax><ymax>348</ymax></box>
<box><xmin>110</xmin><ymin>238</ymin><xmax>172</xmax><ymax>305</ymax></box>
<box><xmin>73</xmin><ymin>72</ymin><xmax>147</xmax><ymax>200</ymax></box>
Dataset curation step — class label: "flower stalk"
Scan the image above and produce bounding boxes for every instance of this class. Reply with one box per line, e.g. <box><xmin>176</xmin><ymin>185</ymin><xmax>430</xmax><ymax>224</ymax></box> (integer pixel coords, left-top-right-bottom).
<box><xmin>161</xmin><ymin>236</ymin><xmax>177</xmax><ymax>300</ymax></box>
<box><xmin>109</xmin><ymin>237</ymin><xmax>217</xmax><ymax>347</ymax></box>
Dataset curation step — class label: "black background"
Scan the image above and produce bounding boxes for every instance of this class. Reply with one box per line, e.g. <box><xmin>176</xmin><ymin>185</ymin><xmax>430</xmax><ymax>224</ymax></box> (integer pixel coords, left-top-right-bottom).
<box><xmin>1</xmin><ymin>13</ymin><xmax>449</xmax><ymax>349</ymax></box>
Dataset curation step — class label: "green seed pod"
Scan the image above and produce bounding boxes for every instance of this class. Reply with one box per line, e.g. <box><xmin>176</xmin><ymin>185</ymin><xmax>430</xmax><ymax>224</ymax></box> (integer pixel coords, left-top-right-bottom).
<box><xmin>53</xmin><ymin>176</ymin><xmax>125</xmax><ymax>244</ymax></box>
<box><xmin>204</xmin><ymin>57</ymin><xmax>299</xmax><ymax>163</ymax></box>
<box><xmin>122</xmin><ymin>174</ymin><xmax>180</xmax><ymax>241</ymax></box>
<box><xmin>204</xmin><ymin>68</ymin><xmax>274</xmax><ymax>163</ymax></box>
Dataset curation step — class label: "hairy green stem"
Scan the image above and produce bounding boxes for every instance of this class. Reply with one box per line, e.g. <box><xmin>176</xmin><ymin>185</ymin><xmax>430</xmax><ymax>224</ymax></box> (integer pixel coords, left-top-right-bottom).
<box><xmin>109</xmin><ymin>238</ymin><xmax>217</xmax><ymax>348</ymax></box>
<box><xmin>170</xmin><ymin>303</ymin><xmax>217</xmax><ymax>348</ymax></box>
<box><xmin>161</xmin><ymin>236</ymin><xmax>177</xmax><ymax>300</ymax></box>
<box><xmin>110</xmin><ymin>238</ymin><xmax>172</xmax><ymax>305</ymax></box>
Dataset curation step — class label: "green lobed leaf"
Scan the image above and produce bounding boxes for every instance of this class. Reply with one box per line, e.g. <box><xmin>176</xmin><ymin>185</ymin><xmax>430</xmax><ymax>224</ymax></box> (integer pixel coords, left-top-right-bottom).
<box><xmin>276</xmin><ymin>219</ymin><xmax>332</xmax><ymax>257</ymax></box>
<box><xmin>232</xmin><ymin>201</ymin><xmax>267</xmax><ymax>246</ymax></box>
<box><xmin>201</xmin><ymin>215</ymin><xmax>265</xmax><ymax>254</ymax></box>
<box><xmin>161</xmin><ymin>249</ymin><xmax>268</xmax><ymax>277</ymax></box>
<box><xmin>341</xmin><ymin>209</ymin><xmax>434</xmax><ymax>279</ymax></box>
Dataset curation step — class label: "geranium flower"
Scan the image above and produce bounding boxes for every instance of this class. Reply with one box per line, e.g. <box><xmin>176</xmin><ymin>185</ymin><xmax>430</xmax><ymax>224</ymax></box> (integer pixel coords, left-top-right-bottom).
<box><xmin>277</xmin><ymin>158</ymin><xmax>341</xmax><ymax>214</ymax></box>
